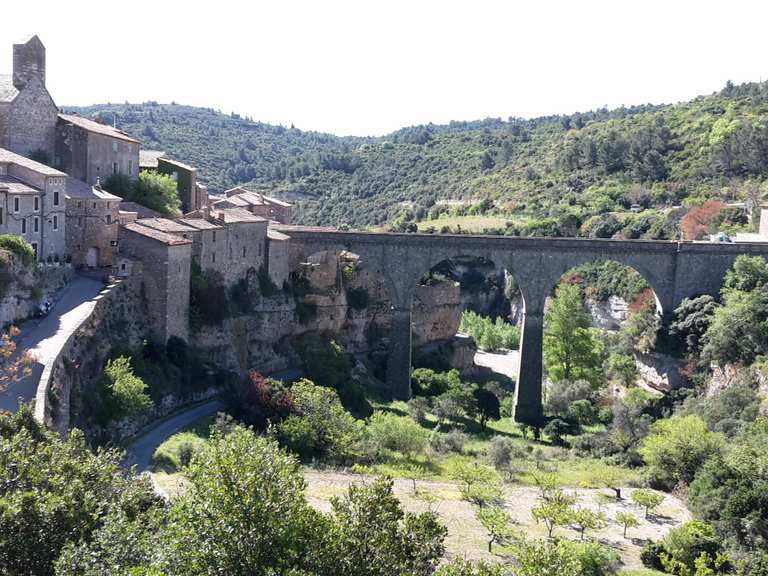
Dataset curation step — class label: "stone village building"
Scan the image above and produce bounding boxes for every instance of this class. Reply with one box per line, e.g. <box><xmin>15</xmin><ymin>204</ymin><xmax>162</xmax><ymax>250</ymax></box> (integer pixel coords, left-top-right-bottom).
<box><xmin>0</xmin><ymin>36</ymin><xmax>57</xmax><ymax>162</ymax></box>
<box><xmin>0</xmin><ymin>35</ymin><xmax>295</xmax><ymax>345</ymax></box>
<box><xmin>55</xmin><ymin>113</ymin><xmax>140</xmax><ymax>186</ymax></box>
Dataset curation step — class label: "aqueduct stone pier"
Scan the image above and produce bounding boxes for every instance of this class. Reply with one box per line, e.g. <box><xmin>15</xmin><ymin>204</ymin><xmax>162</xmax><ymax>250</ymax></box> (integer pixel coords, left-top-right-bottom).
<box><xmin>275</xmin><ymin>226</ymin><xmax>768</xmax><ymax>423</ymax></box>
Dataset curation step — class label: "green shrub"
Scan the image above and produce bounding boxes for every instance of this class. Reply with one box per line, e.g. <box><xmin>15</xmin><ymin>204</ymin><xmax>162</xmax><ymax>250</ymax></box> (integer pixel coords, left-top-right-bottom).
<box><xmin>640</xmin><ymin>415</ymin><xmax>724</xmax><ymax>488</ymax></box>
<box><xmin>275</xmin><ymin>379</ymin><xmax>363</xmax><ymax>462</ymax></box>
<box><xmin>364</xmin><ymin>411</ymin><xmax>427</xmax><ymax>458</ymax></box>
<box><xmin>151</xmin><ymin>431</ymin><xmax>207</xmax><ymax>472</ymax></box>
<box><xmin>411</xmin><ymin>368</ymin><xmax>461</xmax><ymax>397</ymax></box>
<box><xmin>95</xmin><ymin>356</ymin><xmax>153</xmax><ymax>424</ymax></box>
<box><xmin>430</xmin><ymin>430</ymin><xmax>468</xmax><ymax>454</ymax></box>
<box><xmin>0</xmin><ymin>235</ymin><xmax>35</xmax><ymax>266</ymax></box>
<box><xmin>295</xmin><ymin>334</ymin><xmax>372</xmax><ymax>417</ymax></box>
<box><xmin>131</xmin><ymin>170</ymin><xmax>181</xmax><ymax>216</ymax></box>
<box><xmin>460</xmin><ymin>310</ymin><xmax>519</xmax><ymax>351</ymax></box>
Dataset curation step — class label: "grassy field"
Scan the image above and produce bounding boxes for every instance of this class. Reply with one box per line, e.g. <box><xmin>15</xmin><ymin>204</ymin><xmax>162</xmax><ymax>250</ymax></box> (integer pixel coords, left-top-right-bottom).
<box><xmin>414</xmin><ymin>215</ymin><xmax>512</xmax><ymax>233</ymax></box>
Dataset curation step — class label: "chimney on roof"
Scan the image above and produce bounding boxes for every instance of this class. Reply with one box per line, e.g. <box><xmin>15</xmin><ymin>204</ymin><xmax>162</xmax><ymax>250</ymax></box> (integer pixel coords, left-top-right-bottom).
<box><xmin>95</xmin><ymin>176</ymin><xmax>102</xmax><ymax>191</ymax></box>
<box><xmin>12</xmin><ymin>35</ymin><xmax>45</xmax><ymax>89</ymax></box>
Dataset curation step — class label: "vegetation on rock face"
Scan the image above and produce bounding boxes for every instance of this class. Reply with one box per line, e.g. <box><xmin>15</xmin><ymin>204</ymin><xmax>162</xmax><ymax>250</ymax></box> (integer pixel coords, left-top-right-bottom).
<box><xmin>0</xmin><ymin>235</ymin><xmax>36</xmax><ymax>267</ymax></box>
<box><xmin>94</xmin><ymin>356</ymin><xmax>153</xmax><ymax>423</ymax></box>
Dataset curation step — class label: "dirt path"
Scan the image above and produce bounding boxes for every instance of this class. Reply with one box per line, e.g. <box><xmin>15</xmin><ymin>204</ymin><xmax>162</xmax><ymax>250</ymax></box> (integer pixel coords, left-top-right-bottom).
<box><xmin>473</xmin><ymin>349</ymin><xmax>519</xmax><ymax>380</ymax></box>
<box><xmin>303</xmin><ymin>469</ymin><xmax>690</xmax><ymax>568</ymax></box>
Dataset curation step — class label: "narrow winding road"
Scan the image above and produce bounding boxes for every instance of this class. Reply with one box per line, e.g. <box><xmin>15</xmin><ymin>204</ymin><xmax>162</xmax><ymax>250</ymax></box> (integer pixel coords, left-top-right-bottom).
<box><xmin>0</xmin><ymin>275</ymin><xmax>104</xmax><ymax>413</ymax></box>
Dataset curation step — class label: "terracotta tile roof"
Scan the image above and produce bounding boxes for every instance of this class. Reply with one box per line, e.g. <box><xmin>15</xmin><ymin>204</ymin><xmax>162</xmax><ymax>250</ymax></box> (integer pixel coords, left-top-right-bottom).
<box><xmin>224</xmin><ymin>185</ymin><xmax>250</xmax><ymax>197</ymax></box>
<box><xmin>0</xmin><ymin>175</ymin><xmax>40</xmax><ymax>195</ymax></box>
<box><xmin>213</xmin><ymin>207</ymin><xmax>267</xmax><ymax>224</ymax></box>
<box><xmin>221</xmin><ymin>187</ymin><xmax>293</xmax><ymax>209</ymax></box>
<box><xmin>213</xmin><ymin>195</ymin><xmax>250</xmax><ymax>208</ymax></box>
<box><xmin>136</xmin><ymin>217</ymin><xmax>198</xmax><ymax>234</ymax></box>
<box><xmin>177</xmin><ymin>217</ymin><xmax>222</xmax><ymax>230</ymax></box>
<box><xmin>158</xmin><ymin>157</ymin><xmax>196</xmax><ymax>172</ymax></box>
<box><xmin>64</xmin><ymin>178</ymin><xmax>120</xmax><ymax>200</ymax></box>
<box><xmin>263</xmin><ymin>194</ymin><xmax>292</xmax><ymax>207</ymax></box>
<box><xmin>267</xmin><ymin>228</ymin><xmax>290</xmax><ymax>241</ymax></box>
<box><xmin>122</xmin><ymin>222</ymin><xmax>192</xmax><ymax>246</ymax></box>
<box><xmin>0</xmin><ymin>75</ymin><xmax>18</xmax><ymax>103</ymax></box>
<box><xmin>0</xmin><ymin>147</ymin><xmax>65</xmax><ymax>176</ymax></box>
<box><xmin>139</xmin><ymin>150</ymin><xmax>166</xmax><ymax>169</ymax></box>
<box><xmin>119</xmin><ymin>201</ymin><xmax>163</xmax><ymax>219</ymax></box>
<box><xmin>58</xmin><ymin>113</ymin><xmax>139</xmax><ymax>143</ymax></box>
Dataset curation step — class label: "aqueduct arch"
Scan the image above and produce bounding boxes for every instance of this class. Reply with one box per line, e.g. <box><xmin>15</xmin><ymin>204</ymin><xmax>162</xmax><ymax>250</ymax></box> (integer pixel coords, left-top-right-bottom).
<box><xmin>279</xmin><ymin>227</ymin><xmax>768</xmax><ymax>423</ymax></box>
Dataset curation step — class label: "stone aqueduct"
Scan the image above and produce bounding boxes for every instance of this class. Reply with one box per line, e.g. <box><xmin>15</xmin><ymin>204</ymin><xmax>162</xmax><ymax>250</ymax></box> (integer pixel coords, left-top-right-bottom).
<box><xmin>275</xmin><ymin>226</ymin><xmax>768</xmax><ymax>423</ymax></box>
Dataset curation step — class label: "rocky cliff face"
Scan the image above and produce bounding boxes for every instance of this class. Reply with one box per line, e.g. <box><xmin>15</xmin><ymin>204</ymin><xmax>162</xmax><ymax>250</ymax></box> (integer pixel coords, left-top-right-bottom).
<box><xmin>190</xmin><ymin>250</ymin><xmax>464</xmax><ymax>379</ymax></box>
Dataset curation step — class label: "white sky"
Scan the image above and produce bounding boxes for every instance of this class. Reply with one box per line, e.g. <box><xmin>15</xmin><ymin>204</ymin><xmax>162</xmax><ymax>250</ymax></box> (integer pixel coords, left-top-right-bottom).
<box><xmin>2</xmin><ymin>0</ymin><xmax>767</xmax><ymax>136</ymax></box>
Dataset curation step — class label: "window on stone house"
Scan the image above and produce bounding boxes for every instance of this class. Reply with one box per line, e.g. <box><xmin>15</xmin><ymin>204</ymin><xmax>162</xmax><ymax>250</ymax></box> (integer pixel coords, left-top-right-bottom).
<box><xmin>112</xmin><ymin>142</ymin><xmax>118</xmax><ymax>153</ymax></box>
<box><xmin>13</xmin><ymin>197</ymin><xmax>19</xmax><ymax>212</ymax></box>
<box><xmin>34</xmin><ymin>196</ymin><xmax>39</xmax><ymax>211</ymax></box>
<box><xmin>93</xmin><ymin>202</ymin><xmax>97</xmax><ymax>209</ymax></box>
<box><xmin>78</xmin><ymin>217</ymin><xmax>82</xmax><ymax>227</ymax></box>
<box><xmin>53</xmin><ymin>191</ymin><xmax>59</xmax><ymax>206</ymax></box>
<box><xmin>212</xmin><ymin>253</ymin><xmax>216</xmax><ymax>263</ymax></box>
<box><xmin>242</xmin><ymin>246</ymin><xmax>246</xmax><ymax>258</ymax></box>
<box><xmin>212</xmin><ymin>231</ymin><xmax>216</xmax><ymax>242</ymax></box>
<box><xmin>113</xmin><ymin>162</ymin><xmax>118</xmax><ymax>175</ymax></box>
<box><xmin>77</xmin><ymin>201</ymin><xmax>82</xmax><ymax>208</ymax></box>
<box><xmin>0</xmin><ymin>208</ymin><xmax>4</xmax><ymax>225</ymax></box>
<box><xmin>34</xmin><ymin>217</ymin><xmax>39</xmax><ymax>233</ymax></box>
<box><xmin>31</xmin><ymin>243</ymin><xmax>37</xmax><ymax>259</ymax></box>
<box><xmin>128</xmin><ymin>160</ymin><xmax>133</xmax><ymax>176</ymax></box>
<box><xmin>53</xmin><ymin>215</ymin><xmax>58</xmax><ymax>230</ymax></box>
<box><xmin>21</xmin><ymin>219</ymin><xmax>26</xmax><ymax>234</ymax></box>
<box><xmin>106</xmin><ymin>214</ymin><xmax>111</xmax><ymax>224</ymax></box>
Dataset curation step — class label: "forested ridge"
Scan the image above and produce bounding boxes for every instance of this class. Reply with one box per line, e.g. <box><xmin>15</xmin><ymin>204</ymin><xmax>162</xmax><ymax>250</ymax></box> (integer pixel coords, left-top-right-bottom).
<box><xmin>71</xmin><ymin>79</ymin><xmax>768</xmax><ymax>235</ymax></box>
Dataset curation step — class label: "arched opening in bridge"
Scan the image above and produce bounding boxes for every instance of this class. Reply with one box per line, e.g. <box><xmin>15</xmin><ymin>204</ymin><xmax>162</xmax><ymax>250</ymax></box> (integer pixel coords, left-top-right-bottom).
<box><xmin>537</xmin><ymin>259</ymin><xmax>664</xmax><ymax>430</ymax></box>
<box><xmin>408</xmin><ymin>255</ymin><xmax>520</xmax><ymax>404</ymax></box>
<box><xmin>289</xmin><ymin>249</ymin><xmax>394</xmax><ymax>397</ymax></box>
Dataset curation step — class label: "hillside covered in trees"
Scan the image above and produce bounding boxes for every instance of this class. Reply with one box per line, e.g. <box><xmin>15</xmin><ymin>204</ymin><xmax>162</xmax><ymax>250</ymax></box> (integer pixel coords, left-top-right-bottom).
<box><xmin>70</xmin><ymin>80</ymin><xmax>768</xmax><ymax>235</ymax></box>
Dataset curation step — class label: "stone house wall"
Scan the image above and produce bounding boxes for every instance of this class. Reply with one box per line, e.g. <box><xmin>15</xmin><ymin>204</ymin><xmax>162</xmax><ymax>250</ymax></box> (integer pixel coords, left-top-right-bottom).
<box><xmin>65</xmin><ymin>196</ymin><xmax>119</xmax><ymax>267</ymax></box>
<box><xmin>0</xmin><ymin>103</ymin><xmax>9</xmax><ymax>150</ymax></box>
<box><xmin>56</xmin><ymin>124</ymin><xmax>139</xmax><ymax>186</ymax></box>
<box><xmin>119</xmin><ymin>226</ymin><xmax>191</xmax><ymax>343</ymax></box>
<box><xmin>7</xmin><ymin>76</ymin><xmax>57</xmax><ymax>159</ymax></box>
<box><xmin>267</xmin><ymin>232</ymin><xmax>290</xmax><ymax>287</ymax></box>
<box><xmin>222</xmin><ymin>220</ymin><xmax>267</xmax><ymax>283</ymax></box>
<box><xmin>0</xmin><ymin>182</ymin><xmax>66</xmax><ymax>262</ymax></box>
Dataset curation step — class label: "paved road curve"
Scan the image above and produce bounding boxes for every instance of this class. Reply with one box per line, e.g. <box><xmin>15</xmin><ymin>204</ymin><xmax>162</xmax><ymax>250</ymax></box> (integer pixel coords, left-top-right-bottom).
<box><xmin>123</xmin><ymin>398</ymin><xmax>225</xmax><ymax>471</ymax></box>
<box><xmin>0</xmin><ymin>275</ymin><xmax>104</xmax><ymax>413</ymax></box>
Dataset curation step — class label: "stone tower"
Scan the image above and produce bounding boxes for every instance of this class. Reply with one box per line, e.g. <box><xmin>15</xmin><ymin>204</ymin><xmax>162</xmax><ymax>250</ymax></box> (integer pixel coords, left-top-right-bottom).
<box><xmin>13</xmin><ymin>35</ymin><xmax>46</xmax><ymax>89</ymax></box>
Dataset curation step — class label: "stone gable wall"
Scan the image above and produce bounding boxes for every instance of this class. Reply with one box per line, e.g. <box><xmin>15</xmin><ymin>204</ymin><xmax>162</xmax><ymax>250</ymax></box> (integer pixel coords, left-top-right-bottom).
<box><xmin>8</xmin><ymin>77</ymin><xmax>57</xmax><ymax>159</ymax></box>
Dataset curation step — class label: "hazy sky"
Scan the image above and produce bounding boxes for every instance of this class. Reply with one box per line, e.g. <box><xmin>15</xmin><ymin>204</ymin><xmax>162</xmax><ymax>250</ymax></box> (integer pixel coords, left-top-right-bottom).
<box><xmin>2</xmin><ymin>1</ymin><xmax>767</xmax><ymax>136</ymax></box>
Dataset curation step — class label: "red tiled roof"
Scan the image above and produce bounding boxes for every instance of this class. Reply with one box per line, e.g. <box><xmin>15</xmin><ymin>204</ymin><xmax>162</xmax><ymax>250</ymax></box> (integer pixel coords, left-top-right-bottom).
<box><xmin>122</xmin><ymin>222</ymin><xmax>191</xmax><ymax>246</ymax></box>
<box><xmin>58</xmin><ymin>113</ymin><xmax>139</xmax><ymax>143</ymax></box>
